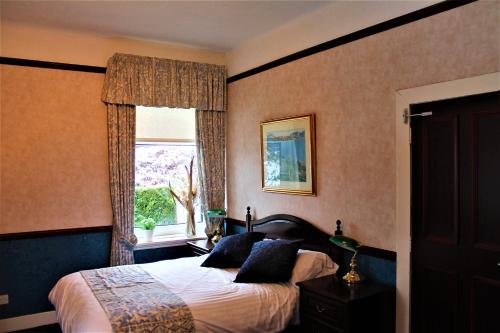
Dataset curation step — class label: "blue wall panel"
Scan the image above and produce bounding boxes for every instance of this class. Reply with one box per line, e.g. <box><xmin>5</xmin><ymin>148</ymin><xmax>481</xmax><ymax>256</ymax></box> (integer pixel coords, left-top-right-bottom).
<box><xmin>0</xmin><ymin>224</ymin><xmax>395</xmax><ymax>320</ymax></box>
<box><xmin>338</xmin><ymin>252</ymin><xmax>396</xmax><ymax>286</ymax></box>
<box><xmin>0</xmin><ymin>230</ymin><xmax>188</xmax><ymax>319</ymax></box>
<box><xmin>224</xmin><ymin>222</ymin><xmax>246</xmax><ymax>236</ymax></box>
<box><xmin>134</xmin><ymin>245</ymin><xmax>192</xmax><ymax>264</ymax></box>
<box><xmin>0</xmin><ymin>230</ymin><xmax>112</xmax><ymax>319</ymax></box>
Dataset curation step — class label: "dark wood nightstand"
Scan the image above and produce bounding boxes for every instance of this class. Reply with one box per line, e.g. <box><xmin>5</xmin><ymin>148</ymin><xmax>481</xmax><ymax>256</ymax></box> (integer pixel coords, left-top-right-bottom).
<box><xmin>297</xmin><ymin>275</ymin><xmax>395</xmax><ymax>333</ymax></box>
<box><xmin>187</xmin><ymin>239</ymin><xmax>214</xmax><ymax>256</ymax></box>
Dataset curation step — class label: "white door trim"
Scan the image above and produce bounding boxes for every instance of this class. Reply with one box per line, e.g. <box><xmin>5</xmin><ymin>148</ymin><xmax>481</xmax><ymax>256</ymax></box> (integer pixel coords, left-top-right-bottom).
<box><xmin>395</xmin><ymin>72</ymin><xmax>499</xmax><ymax>333</ymax></box>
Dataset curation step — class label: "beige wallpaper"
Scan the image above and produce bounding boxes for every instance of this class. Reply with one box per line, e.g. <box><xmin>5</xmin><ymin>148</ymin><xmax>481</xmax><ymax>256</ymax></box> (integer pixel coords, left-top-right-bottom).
<box><xmin>227</xmin><ymin>1</ymin><xmax>499</xmax><ymax>250</ymax></box>
<box><xmin>1</xmin><ymin>20</ymin><xmax>226</xmax><ymax>67</ymax></box>
<box><xmin>0</xmin><ymin>65</ymin><xmax>112</xmax><ymax>233</ymax></box>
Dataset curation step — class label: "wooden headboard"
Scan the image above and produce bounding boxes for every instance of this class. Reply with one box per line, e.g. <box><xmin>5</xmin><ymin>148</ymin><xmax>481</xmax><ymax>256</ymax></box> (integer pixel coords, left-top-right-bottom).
<box><xmin>226</xmin><ymin>207</ymin><xmax>344</xmax><ymax>268</ymax></box>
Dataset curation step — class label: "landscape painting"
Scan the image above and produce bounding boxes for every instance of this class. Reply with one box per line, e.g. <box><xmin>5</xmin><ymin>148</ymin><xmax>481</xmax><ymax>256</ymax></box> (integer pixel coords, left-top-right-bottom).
<box><xmin>261</xmin><ymin>115</ymin><xmax>315</xmax><ymax>195</ymax></box>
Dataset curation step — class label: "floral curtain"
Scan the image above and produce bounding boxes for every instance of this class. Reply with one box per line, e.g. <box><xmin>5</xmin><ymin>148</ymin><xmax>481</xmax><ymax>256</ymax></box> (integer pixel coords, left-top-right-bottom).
<box><xmin>102</xmin><ymin>53</ymin><xmax>226</xmax><ymax>110</ymax></box>
<box><xmin>102</xmin><ymin>53</ymin><xmax>227</xmax><ymax>266</ymax></box>
<box><xmin>107</xmin><ymin>104</ymin><xmax>137</xmax><ymax>266</ymax></box>
<box><xmin>196</xmin><ymin>110</ymin><xmax>226</xmax><ymax>238</ymax></box>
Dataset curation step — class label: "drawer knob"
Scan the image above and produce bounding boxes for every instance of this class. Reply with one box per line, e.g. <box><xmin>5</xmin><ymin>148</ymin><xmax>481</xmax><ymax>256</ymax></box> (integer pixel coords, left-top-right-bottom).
<box><xmin>315</xmin><ymin>305</ymin><xmax>326</xmax><ymax>313</ymax></box>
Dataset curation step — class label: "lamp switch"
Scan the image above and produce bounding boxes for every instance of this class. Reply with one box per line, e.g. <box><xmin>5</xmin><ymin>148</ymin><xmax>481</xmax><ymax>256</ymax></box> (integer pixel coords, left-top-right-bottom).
<box><xmin>0</xmin><ymin>294</ymin><xmax>8</xmax><ymax>305</ymax></box>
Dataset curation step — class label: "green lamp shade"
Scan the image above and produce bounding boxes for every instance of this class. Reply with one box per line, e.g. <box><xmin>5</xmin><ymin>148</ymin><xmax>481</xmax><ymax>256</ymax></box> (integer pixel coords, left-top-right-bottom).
<box><xmin>207</xmin><ymin>209</ymin><xmax>226</xmax><ymax>218</ymax></box>
<box><xmin>329</xmin><ymin>235</ymin><xmax>360</xmax><ymax>252</ymax></box>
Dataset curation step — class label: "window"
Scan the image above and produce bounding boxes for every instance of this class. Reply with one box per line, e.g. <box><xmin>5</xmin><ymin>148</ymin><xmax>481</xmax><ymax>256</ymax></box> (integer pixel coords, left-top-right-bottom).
<box><xmin>134</xmin><ymin>107</ymin><xmax>204</xmax><ymax>243</ymax></box>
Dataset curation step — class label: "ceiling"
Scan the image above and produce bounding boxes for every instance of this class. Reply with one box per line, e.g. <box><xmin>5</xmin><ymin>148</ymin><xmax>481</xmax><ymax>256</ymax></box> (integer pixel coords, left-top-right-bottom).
<box><xmin>0</xmin><ymin>0</ymin><xmax>333</xmax><ymax>51</ymax></box>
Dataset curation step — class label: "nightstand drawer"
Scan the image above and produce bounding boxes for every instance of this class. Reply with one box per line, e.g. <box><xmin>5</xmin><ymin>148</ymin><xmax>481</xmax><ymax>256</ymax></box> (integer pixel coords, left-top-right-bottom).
<box><xmin>301</xmin><ymin>291</ymin><xmax>345</xmax><ymax>329</ymax></box>
<box><xmin>301</xmin><ymin>315</ymin><xmax>342</xmax><ymax>333</ymax></box>
<box><xmin>298</xmin><ymin>274</ymin><xmax>395</xmax><ymax>333</ymax></box>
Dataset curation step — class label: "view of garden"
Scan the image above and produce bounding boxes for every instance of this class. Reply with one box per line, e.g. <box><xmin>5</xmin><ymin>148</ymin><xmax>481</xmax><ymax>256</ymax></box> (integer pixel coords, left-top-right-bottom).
<box><xmin>134</xmin><ymin>142</ymin><xmax>200</xmax><ymax>227</ymax></box>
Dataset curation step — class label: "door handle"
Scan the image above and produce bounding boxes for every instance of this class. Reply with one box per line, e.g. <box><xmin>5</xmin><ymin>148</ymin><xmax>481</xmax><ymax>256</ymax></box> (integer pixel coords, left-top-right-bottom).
<box><xmin>315</xmin><ymin>305</ymin><xmax>326</xmax><ymax>313</ymax></box>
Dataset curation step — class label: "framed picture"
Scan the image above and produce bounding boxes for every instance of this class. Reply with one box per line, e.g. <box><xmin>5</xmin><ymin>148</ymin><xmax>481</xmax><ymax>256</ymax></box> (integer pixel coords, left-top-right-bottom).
<box><xmin>260</xmin><ymin>114</ymin><xmax>316</xmax><ymax>195</ymax></box>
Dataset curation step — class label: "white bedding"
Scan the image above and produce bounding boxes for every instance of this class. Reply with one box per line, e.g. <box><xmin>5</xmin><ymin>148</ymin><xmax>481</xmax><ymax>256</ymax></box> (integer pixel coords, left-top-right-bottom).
<box><xmin>49</xmin><ymin>254</ymin><xmax>301</xmax><ymax>333</ymax></box>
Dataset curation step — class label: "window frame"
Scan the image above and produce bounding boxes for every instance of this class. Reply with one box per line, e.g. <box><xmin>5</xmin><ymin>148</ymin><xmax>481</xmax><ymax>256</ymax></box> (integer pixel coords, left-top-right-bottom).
<box><xmin>134</xmin><ymin>107</ymin><xmax>204</xmax><ymax>245</ymax></box>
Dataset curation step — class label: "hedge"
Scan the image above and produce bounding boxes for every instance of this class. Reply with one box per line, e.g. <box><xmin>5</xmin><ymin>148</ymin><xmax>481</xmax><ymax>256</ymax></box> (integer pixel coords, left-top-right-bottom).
<box><xmin>134</xmin><ymin>187</ymin><xmax>177</xmax><ymax>226</ymax></box>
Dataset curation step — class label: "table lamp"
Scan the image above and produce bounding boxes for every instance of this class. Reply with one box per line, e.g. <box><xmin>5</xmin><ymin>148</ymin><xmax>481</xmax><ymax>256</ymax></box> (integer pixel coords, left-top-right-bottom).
<box><xmin>207</xmin><ymin>208</ymin><xmax>226</xmax><ymax>243</ymax></box>
<box><xmin>329</xmin><ymin>235</ymin><xmax>363</xmax><ymax>284</ymax></box>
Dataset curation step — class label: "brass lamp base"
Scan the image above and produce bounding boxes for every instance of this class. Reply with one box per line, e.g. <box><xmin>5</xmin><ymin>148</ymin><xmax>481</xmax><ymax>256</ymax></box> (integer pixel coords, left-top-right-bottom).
<box><xmin>211</xmin><ymin>233</ymin><xmax>222</xmax><ymax>244</ymax></box>
<box><xmin>343</xmin><ymin>251</ymin><xmax>363</xmax><ymax>284</ymax></box>
<box><xmin>343</xmin><ymin>270</ymin><xmax>363</xmax><ymax>284</ymax></box>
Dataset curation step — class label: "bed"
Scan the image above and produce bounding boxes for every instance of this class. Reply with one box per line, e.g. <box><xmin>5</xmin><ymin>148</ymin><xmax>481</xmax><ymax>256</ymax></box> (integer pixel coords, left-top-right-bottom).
<box><xmin>49</xmin><ymin>208</ymin><xmax>343</xmax><ymax>332</ymax></box>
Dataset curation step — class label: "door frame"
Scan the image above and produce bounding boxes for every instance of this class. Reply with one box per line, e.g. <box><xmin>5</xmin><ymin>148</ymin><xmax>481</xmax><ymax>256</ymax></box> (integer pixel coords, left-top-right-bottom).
<box><xmin>395</xmin><ymin>72</ymin><xmax>499</xmax><ymax>333</ymax></box>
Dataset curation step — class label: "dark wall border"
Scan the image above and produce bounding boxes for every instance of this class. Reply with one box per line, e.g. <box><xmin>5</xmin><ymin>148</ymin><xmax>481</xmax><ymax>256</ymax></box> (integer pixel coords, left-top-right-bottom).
<box><xmin>0</xmin><ymin>56</ymin><xmax>107</xmax><ymax>74</ymax></box>
<box><xmin>359</xmin><ymin>245</ymin><xmax>396</xmax><ymax>261</ymax></box>
<box><xmin>225</xmin><ymin>218</ymin><xmax>396</xmax><ymax>261</ymax></box>
<box><xmin>225</xmin><ymin>217</ymin><xmax>246</xmax><ymax>227</ymax></box>
<box><xmin>227</xmin><ymin>0</ymin><xmax>476</xmax><ymax>83</ymax></box>
<box><xmin>0</xmin><ymin>226</ymin><xmax>113</xmax><ymax>240</ymax></box>
<box><xmin>1</xmin><ymin>1</ymin><xmax>476</xmax><ymax>82</ymax></box>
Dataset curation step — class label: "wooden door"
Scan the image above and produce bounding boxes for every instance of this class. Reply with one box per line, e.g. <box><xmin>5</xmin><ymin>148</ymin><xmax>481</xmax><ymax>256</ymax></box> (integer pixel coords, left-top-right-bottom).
<box><xmin>411</xmin><ymin>91</ymin><xmax>500</xmax><ymax>333</ymax></box>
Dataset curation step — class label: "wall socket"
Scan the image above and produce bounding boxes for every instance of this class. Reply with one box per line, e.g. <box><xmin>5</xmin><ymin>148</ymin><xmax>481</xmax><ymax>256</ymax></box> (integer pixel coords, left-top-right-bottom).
<box><xmin>0</xmin><ymin>294</ymin><xmax>9</xmax><ymax>305</ymax></box>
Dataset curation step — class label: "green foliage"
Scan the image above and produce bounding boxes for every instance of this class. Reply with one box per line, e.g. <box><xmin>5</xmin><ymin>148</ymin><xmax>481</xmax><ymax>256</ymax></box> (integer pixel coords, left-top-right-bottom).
<box><xmin>134</xmin><ymin>187</ymin><xmax>177</xmax><ymax>227</ymax></box>
<box><xmin>138</xmin><ymin>218</ymin><xmax>156</xmax><ymax>230</ymax></box>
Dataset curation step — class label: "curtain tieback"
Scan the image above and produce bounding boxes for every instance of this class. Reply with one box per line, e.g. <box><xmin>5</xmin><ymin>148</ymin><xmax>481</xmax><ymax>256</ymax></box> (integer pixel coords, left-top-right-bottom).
<box><xmin>119</xmin><ymin>233</ymin><xmax>138</xmax><ymax>250</ymax></box>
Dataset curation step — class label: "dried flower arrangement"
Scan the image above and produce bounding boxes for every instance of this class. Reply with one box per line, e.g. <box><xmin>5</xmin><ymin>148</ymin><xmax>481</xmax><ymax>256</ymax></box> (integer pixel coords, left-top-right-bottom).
<box><xmin>169</xmin><ymin>156</ymin><xmax>198</xmax><ymax>237</ymax></box>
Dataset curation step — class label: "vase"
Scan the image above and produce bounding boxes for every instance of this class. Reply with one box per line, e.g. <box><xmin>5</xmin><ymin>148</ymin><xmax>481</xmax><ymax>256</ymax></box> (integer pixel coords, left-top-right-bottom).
<box><xmin>186</xmin><ymin>208</ymin><xmax>196</xmax><ymax>237</ymax></box>
<box><xmin>145</xmin><ymin>229</ymin><xmax>154</xmax><ymax>242</ymax></box>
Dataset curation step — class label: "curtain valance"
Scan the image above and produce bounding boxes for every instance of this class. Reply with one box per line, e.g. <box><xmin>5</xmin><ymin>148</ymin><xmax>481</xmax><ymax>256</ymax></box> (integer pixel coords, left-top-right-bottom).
<box><xmin>102</xmin><ymin>53</ymin><xmax>226</xmax><ymax>111</ymax></box>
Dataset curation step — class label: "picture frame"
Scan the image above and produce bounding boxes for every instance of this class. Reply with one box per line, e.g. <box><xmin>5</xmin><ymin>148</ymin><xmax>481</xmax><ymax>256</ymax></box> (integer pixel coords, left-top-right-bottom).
<box><xmin>260</xmin><ymin>114</ymin><xmax>316</xmax><ymax>195</ymax></box>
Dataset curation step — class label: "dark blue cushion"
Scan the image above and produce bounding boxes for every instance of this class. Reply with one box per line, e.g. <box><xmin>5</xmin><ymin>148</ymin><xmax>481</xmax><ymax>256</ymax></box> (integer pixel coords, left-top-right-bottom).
<box><xmin>201</xmin><ymin>232</ymin><xmax>266</xmax><ymax>268</ymax></box>
<box><xmin>234</xmin><ymin>239</ymin><xmax>301</xmax><ymax>283</ymax></box>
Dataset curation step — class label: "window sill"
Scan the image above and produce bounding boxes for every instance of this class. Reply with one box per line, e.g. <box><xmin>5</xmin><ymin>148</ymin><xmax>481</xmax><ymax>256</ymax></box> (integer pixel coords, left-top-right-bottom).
<box><xmin>135</xmin><ymin>234</ymin><xmax>207</xmax><ymax>250</ymax></box>
<box><xmin>134</xmin><ymin>222</ymin><xmax>206</xmax><ymax>250</ymax></box>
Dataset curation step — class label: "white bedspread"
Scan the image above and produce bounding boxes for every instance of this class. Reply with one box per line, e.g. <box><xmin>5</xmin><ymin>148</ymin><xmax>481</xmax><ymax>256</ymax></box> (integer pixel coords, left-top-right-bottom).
<box><xmin>49</xmin><ymin>255</ymin><xmax>300</xmax><ymax>333</ymax></box>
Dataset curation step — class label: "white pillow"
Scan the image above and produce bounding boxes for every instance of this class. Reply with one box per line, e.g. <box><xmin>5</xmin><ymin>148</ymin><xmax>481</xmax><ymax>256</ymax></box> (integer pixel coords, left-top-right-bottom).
<box><xmin>290</xmin><ymin>249</ymin><xmax>338</xmax><ymax>284</ymax></box>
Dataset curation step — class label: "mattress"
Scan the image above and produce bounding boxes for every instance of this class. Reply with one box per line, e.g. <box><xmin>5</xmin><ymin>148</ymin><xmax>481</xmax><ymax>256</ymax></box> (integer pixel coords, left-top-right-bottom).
<box><xmin>49</xmin><ymin>254</ymin><xmax>301</xmax><ymax>333</ymax></box>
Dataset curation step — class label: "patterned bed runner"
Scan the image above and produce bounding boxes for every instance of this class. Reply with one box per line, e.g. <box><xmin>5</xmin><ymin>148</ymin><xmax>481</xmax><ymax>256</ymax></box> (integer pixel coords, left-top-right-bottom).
<box><xmin>80</xmin><ymin>265</ymin><xmax>195</xmax><ymax>333</ymax></box>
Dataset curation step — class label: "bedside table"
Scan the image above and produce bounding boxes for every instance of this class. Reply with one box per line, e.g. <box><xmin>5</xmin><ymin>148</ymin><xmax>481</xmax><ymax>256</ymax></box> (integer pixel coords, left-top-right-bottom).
<box><xmin>187</xmin><ymin>239</ymin><xmax>214</xmax><ymax>256</ymax></box>
<box><xmin>297</xmin><ymin>275</ymin><xmax>395</xmax><ymax>333</ymax></box>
